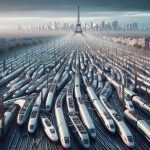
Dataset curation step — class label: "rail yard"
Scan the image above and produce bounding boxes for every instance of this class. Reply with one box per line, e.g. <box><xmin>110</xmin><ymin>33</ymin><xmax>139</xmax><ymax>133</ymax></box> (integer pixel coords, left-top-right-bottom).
<box><xmin>0</xmin><ymin>33</ymin><xmax>150</xmax><ymax>150</ymax></box>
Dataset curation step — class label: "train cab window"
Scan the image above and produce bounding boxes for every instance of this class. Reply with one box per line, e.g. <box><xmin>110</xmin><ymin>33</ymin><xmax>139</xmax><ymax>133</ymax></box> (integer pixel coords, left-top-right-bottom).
<box><xmin>31</xmin><ymin>110</ymin><xmax>37</xmax><ymax>118</ymax></box>
<box><xmin>19</xmin><ymin>114</ymin><xmax>24</xmax><ymax>121</ymax></box>
<box><xmin>50</xmin><ymin>129</ymin><xmax>55</xmax><ymax>134</ymax></box>
<box><xmin>90</xmin><ymin>128</ymin><xmax>95</xmax><ymax>133</ymax></box>
<box><xmin>83</xmin><ymin>139</ymin><xmax>89</xmax><ymax>144</ymax></box>
<box><xmin>127</xmin><ymin>136</ymin><xmax>133</xmax><ymax>142</ymax></box>
<box><xmin>110</xmin><ymin>124</ymin><xmax>114</xmax><ymax>129</ymax></box>
<box><xmin>45</xmin><ymin>119</ymin><xmax>51</xmax><ymax>126</ymax></box>
<box><xmin>30</xmin><ymin>125</ymin><xmax>34</xmax><ymax>129</ymax></box>
<box><xmin>46</xmin><ymin>106</ymin><xmax>50</xmax><ymax>110</ymax></box>
<box><xmin>129</xmin><ymin>105</ymin><xmax>134</xmax><ymax>108</ymax></box>
<box><xmin>64</xmin><ymin>137</ymin><xmax>69</xmax><ymax>143</ymax></box>
<box><xmin>78</xmin><ymin>97</ymin><xmax>84</xmax><ymax>104</ymax></box>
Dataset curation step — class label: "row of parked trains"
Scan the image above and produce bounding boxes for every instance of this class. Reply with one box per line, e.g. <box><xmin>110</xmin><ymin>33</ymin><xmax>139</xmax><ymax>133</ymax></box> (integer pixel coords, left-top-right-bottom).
<box><xmin>84</xmin><ymin>45</ymin><xmax>150</xmax><ymax>147</ymax></box>
<box><xmin>1</xmin><ymin>45</ymin><xmax>150</xmax><ymax>150</ymax></box>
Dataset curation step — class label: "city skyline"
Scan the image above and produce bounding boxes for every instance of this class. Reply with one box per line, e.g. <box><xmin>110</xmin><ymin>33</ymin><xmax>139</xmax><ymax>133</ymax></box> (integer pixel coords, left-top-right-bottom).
<box><xmin>0</xmin><ymin>0</ymin><xmax>150</xmax><ymax>28</ymax></box>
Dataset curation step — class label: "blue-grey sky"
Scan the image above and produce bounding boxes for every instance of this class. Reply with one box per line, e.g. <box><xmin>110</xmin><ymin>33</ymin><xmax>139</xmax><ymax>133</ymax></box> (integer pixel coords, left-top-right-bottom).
<box><xmin>0</xmin><ymin>0</ymin><xmax>150</xmax><ymax>27</ymax></box>
<box><xmin>0</xmin><ymin>0</ymin><xmax>150</xmax><ymax>12</ymax></box>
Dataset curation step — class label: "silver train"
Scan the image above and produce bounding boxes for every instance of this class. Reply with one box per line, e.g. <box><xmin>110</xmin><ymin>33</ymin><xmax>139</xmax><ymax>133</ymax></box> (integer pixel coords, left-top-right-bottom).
<box><xmin>40</xmin><ymin>113</ymin><xmax>58</xmax><ymax>142</ymax></box>
<box><xmin>46</xmin><ymin>62</ymin><xmax>66</xmax><ymax>111</ymax></box>
<box><xmin>55</xmin><ymin>84</ymin><xmax>70</xmax><ymax>149</ymax></box>
<box><xmin>124</xmin><ymin>110</ymin><xmax>150</xmax><ymax>142</ymax></box>
<box><xmin>17</xmin><ymin>96</ymin><xmax>35</xmax><ymax>125</ymax></box>
<box><xmin>66</xmin><ymin>77</ymin><xmax>75</xmax><ymax>113</ymax></box>
<box><xmin>3</xmin><ymin>104</ymin><xmax>19</xmax><ymax>134</ymax></box>
<box><xmin>82</xmin><ymin>74</ymin><xmax>115</xmax><ymax>133</ymax></box>
<box><xmin>69</xmin><ymin>113</ymin><xmax>90</xmax><ymax>149</ymax></box>
<box><xmin>28</xmin><ymin>92</ymin><xmax>42</xmax><ymax>133</ymax></box>
<box><xmin>0</xmin><ymin>66</ymin><xmax>26</xmax><ymax>86</ymax></box>
<box><xmin>100</xmin><ymin>97</ymin><xmax>134</xmax><ymax>148</ymax></box>
<box><xmin>74</xmin><ymin>65</ymin><xmax>96</xmax><ymax>138</ymax></box>
<box><xmin>124</xmin><ymin>88</ymin><xmax>150</xmax><ymax>116</ymax></box>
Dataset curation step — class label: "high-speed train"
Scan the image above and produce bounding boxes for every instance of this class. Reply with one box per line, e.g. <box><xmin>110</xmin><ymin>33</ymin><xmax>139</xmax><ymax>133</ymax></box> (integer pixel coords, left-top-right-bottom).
<box><xmin>17</xmin><ymin>96</ymin><xmax>36</xmax><ymax>125</ymax></box>
<box><xmin>0</xmin><ymin>66</ymin><xmax>26</xmax><ymax>86</ymax></box>
<box><xmin>100</xmin><ymin>98</ymin><xmax>134</xmax><ymax>148</ymax></box>
<box><xmin>4</xmin><ymin>104</ymin><xmax>19</xmax><ymax>134</ymax></box>
<box><xmin>82</xmin><ymin>74</ymin><xmax>115</xmax><ymax>133</ymax></box>
<box><xmin>40</xmin><ymin>113</ymin><xmax>58</xmax><ymax>142</ymax></box>
<box><xmin>66</xmin><ymin>76</ymin><xmax>75</xmax><ymax>113</ymax></box>
<box><xmin>96</xmin><ymin>74</ymin><xmax>103</xmax><ymax>94</ymax></box>
<box><xmin>124</xmin><ymin>110</ymin><xmax>150</xmax><ymax>142</ymax></box>
<box><xmin>100</xmin><ymin>81</ymin><xmax>112</xmax><ymax>100</ymax></box>
<box><xmin>69</xmin><ymin>113</ymin><xmax>90</xmax><ymax>149</ymax></box>
<box><xmin>103</xmin><ymin>71</ymin><xmax>150</xmax><ymax>116</ymax></box>
<box><xmin>55</xmin><ymin>84</ymin><xmax>70</xmax><ymax>149</ymax></box>
<box><xmin>46</xmin><ymin>61</ymin><xmax>66</xmax><ymax>111</ymax></box>
<box><xmin>28</xmin><ymin>92</ymin><xmax>42</xmax><ymax>133</ymax></box>
<box><xmin>74</xmin><ymin>63</ymin><xmax>96</xmax><ymax>139</ymax></box>
<box><xmin>124</xmin><ymin>88</ymin><xmax>150</xmax><ymax>116</ymax></box>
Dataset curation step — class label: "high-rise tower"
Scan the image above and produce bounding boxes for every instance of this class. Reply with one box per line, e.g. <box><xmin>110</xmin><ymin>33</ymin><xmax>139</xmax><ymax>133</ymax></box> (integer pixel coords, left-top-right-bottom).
<box><xmin>75</xmin><ymin>5</ymin><xmax>83</xmax><ymax>34</ymax></box>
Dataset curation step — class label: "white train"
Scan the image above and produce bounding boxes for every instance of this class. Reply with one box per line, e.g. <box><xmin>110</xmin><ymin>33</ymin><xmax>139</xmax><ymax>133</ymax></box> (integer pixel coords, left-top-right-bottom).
<box><xmin>13</xmin><ymin>83</ymin><xmax>31</xmax><ymax>98</ymax></box>
<box><xmin>0</xmin><ymin>66</ymin><xmax>25</xmax><ymax>86</ymax></box>
<box><xmin>82</xmin><ymin>74</ymin><xmax>115</xmax><ymax>133</ymax></box>
<box><xmin>69</xmin><ymin>113</ymin><xmax>90</xmax><ymax>149</ymax></box>
<box><xmin>92</xmin><ymin>71</ymin><xmax>98</xmax><ymax>90</ymax></box>
<box><xmin>100</xmin><ymin>99</ymin><xmax>134</xmax><ymax>148</ymax></box>
<box><xmin>124</xmin><ymin>110</ymin><xmax>150</xmax><ymax>142</ymax></box>
<box><xmin>96</xmin><ymin>74</ymin><xmax>103</xmax><ymax>93</ymax></box>
<box><xmin>4</xmin><ymin>104</ymin><xmax>19</xmax><ymax>134</ymax></box>
<box><xmin>28</xmin><ymin>92</ymin><xmax>42</xmax><ymax>133</ymax></box>
<box><xmin>57</xmin><ymin>71</ymin><xmax>69</xmax><ymax>90</ymax></box>
<box><xmin>66</xmin><ymin>77</ymin><xmax>75</xmax><ymax>113</ymax></box>
<box><xmin>26</xmin><ymin>75</ymin><xmax>46</xmax><ymax>94</ymax></box>
<box><xmin>124</xmin><ymin>88</ymin><xmax>150</xmax><ymax>116</ymax></box>
<box><xmin>55</xmin><ymin>84</ymin><xmax>70</xmax><ymax>149</ymax></box>
<box><xmin>46</xmin><ymin>63</ymin><xmax>65</xmax><ymax>111</ymax></box>
<box><xmin>100</xmin><ymin>82</ymin><xmax>112</xmax><ymax>100</ymax></box>
<box><xmin>17</xmin><ymin>96</ymin><xmax>35</xmax><ymax>125</ymax></box>
<box><xmin>75</xmin><ymin>67</ymin><xmax>96</xmax><ymax>139</ymax></box>
<box><xmin>3</xmin><ymin>78</ymin><xmax>30</xmax><ymax>100</ymax></box>
<box><xmin>40</xmin><ymin>113</ymin><xmax>58</xmax><ymax>142</ymax></box>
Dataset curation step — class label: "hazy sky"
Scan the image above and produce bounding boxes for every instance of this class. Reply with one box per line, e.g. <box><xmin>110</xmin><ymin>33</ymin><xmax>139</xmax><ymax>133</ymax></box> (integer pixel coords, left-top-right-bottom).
<box><xmin>0</xmin><ymin>0</ymin><xmax>150</xmax><ymax>27</ymax></box>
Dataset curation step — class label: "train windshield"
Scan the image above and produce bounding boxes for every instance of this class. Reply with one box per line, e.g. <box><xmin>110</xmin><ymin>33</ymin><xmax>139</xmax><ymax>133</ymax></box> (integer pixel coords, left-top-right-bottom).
<box><xmin>45</xmin><ymin>119</ymin><xmax>52</xmax><ymax>126</ymax></box>
<box><xmin>90</xmin><ymin>128</ymin><xmax>95</xmax><ymax>133</ymax></box>
<box><xmin>127</xmin><ymin>136</ymin><xmax>133</xmax><ymax>142</ymax></box>
<box><xmin>64</xmin><ymin>137</ymin><xmax>69</xmax><ymax>143</ymax></box>
<box><xmin>83</xmin><ymin>139</ymin><xmax>89</xmax><ymax>144</ymax></box>
<box><xmin>50</xmin><ymin>129</ymin><xmax>55</xmax><ymax>134</ymax></box>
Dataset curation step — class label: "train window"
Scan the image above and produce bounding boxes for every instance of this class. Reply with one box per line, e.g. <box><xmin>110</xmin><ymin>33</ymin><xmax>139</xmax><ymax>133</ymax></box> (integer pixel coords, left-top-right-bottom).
<box><xmin>45</xmin><ymin>119</ymin><xmax>52</xmax><ymax>126</ymax></box>
<box><xmin>46</xmin><ymin>106</ymin><xmax>50</xmax><ymax>110</ymax></box>
<box><xmin>50</xmin><ymin>129</ymin><xmax>55</xmax><ymax>134</ymax></box>
<box><xmin>129</xmin><ymin>105</ymin><xmax>134</xmax><ymax>108</ymax></box>
<box><xmin>90</xmin><ymin>128</ymin><xmax>95</xmax><ymax>133</ymax></box>
<box><xmin>127</xmin><ymin>136</ymin><xmax>133</xmax><ymax>142</ymax></box>
<box><xmin>30</xmin><ymin>125</ymin><xmax>34</xmax><ymax>129</ymax></box>
<box><xmin>19</xmin><ymin>115</ymin><xmax>24</xmax><ymax>121</ymax></box>
<box><xmin>64</xmin><ymin>137</ymin><xmax>69</xmax><ymax>143</ymax></box>
<box><xmin>31</xmin><ymin>110</ymin><xmax>37</xmax><ymax>118</ymax></box>
<box><xmin>110</xmin><ymin>124</ymin><xmax>114</xmax><ymax>129</ymax></box>
<box><xmin>104</xmin><ymin>113</ymin><xmax>111</xmax><ymax>119</ymax></box>
<box><xmin>78</xmin><ymin>97</ymin><xmax>84</xmax><ymax>104</ymax></box>
<box><xmin>83</xmin><ymin>139</ymin><xmax>89</xmax><ymax>144</ymax></box>
<box><xmin>113</xmin><ymin>114</ymin><xmax>122</xmax><ymax>121</ymax></box>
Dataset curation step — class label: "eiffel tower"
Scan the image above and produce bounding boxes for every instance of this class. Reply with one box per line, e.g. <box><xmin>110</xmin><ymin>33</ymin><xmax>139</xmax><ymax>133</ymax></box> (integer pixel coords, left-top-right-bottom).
<box><xmin>75</xmin><ymin>5</ymin><xmax>83</xmax><ymax>34</ymax></box>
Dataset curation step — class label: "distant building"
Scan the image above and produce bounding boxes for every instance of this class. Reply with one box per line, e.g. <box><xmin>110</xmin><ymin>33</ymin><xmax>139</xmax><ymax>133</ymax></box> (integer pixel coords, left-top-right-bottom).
<box><xmin>131</xmin><ymin>23</ymin><xmax>138</xmax><ymax>30</ymax></box>
<box><xmin>112</xmin><ymin>21</ymin><xmax>118</xmax><ymax>30</ymax></box>
<box><xmin>137</xmin><ymin>38</ymin><xmax>149</xmax><ymax>48</ymax></box>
